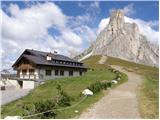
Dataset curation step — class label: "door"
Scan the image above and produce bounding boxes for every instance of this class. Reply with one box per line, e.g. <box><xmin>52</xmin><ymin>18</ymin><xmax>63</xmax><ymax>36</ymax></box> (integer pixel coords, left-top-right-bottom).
<box><xmin>18</xmin><ymin>81</ymin><xmax>23</xmax><ymax>88</ymax></box>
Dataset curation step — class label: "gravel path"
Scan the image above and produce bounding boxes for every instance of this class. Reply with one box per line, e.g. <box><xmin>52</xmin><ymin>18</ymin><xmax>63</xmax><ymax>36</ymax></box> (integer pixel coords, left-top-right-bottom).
<box><xmin>1</xmin><ymin>86</ymin><xmax>31</xmax><ymax>105</ymax></box>
<box><xmin>98</xmin><ymin>56</ymin><xmax>108</xmax><ymax>64</ymax></box>
<box><xmin>78</xmin><ymin>65</ymin><xmax>142</xmax><ymax>119</ymax></box>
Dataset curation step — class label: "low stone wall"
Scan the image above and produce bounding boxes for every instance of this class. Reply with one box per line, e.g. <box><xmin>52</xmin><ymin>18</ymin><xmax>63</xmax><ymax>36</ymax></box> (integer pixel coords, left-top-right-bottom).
<box><xmin>6</xmin><ymin>79</ymin><xmax>38</xmax><ymax>89</ymax></box>
<box><xmin>7</xmin><ymin>79</ymin><xmax>20</xmax><ymax>88</ymax></box>
<box><xmin>23</xmin><ymin>81</ymin><xmax>35</xmax><ymax>89</ymax></box>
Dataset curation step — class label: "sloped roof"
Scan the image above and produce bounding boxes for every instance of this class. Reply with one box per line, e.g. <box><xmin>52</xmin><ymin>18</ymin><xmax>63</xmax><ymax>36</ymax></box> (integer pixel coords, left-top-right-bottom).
<box><xmin>12</xmin><ymin>49</ymin><xmax>87</xmax><ymax>69</ymax></box>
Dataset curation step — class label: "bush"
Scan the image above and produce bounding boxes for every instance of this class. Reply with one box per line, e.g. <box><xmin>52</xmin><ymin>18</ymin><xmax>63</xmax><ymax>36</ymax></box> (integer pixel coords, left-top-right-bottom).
<box><xmin>117</xmin><ymin>73</ymin><xmax>122</xmax><ymax>77</ymax></box>
<box><xmin>34</xmin><ymin>100</ymin><xmax>57</xmax><ymax>119</ymax></box>
<box><xmin>57</xmin><ymin>90</ymin><xmax>71</xmax><ymax>107</ymax></box>
<box><xmin>108</xmin><ymin>68</ymin><xmax>114</xmax><ymax>72</ymax></box>
<box><xmin>87</xmin><ymin>81</ymin><xmax>102</xmax><ymax>93</ymax></box>
<box><xmin>22</xmin><ymin>103</ymin><xmax>34</xmax><ymax>116</ymax></box>
<box><xmin>107</xmin><ymin>82</ymin><xmax>112</xmax><ymax>88</ymax></box>
<box><xmin>56</xmin><ymin>84</ymin><xmax>71</xmax><ymax>107</ymax></box>
<box><xmin>100</xmin><ymin>82</ymin><xmax>108</xmax><ymax>90</ymax></box>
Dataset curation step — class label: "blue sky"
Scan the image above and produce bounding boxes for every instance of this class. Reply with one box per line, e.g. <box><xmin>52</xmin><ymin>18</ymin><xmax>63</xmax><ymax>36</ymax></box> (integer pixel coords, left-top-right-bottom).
<box><xmin>1</xmin><ymin>1</ymin><xmax>159</xmax><ymax>70</ymax></box>
<box><xmin>2</xmin><ymin>1</ymin><xmax>159</xmax><ymax>24</ymax></box>
<box><xmin>2</xmin><ymin>1</ymin><xmax>159</xmax><ymax>28</ymax></box>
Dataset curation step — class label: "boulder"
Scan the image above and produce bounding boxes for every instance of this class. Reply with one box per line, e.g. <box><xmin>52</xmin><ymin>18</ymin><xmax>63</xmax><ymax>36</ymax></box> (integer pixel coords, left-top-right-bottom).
<box><xmin>82</xmin><ymin>89</ymin><xmax>93</xmax><ymax>96</ymax></box>
<box><xmin>4</xmin><ymin>116</ymin><xmax>22</xmax><ymax>119</ymax></box>
<box><xmin>111</xmin><ymin>80</ymin><xmax>118</xmax><ymax>84</ymax></box>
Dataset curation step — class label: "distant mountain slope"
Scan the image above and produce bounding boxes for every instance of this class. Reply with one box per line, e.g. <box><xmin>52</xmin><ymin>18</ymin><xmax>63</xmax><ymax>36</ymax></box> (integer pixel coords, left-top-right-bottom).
<box><xmin>76</xmin><ymin>10</ymin><xmax>159</xmax><ymax>67</ymax></box>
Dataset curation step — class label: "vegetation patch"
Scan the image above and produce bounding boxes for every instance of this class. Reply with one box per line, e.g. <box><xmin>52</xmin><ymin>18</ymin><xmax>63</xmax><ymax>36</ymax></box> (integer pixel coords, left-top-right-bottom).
<box><xmin>138</xmin><ymin>75</ymin><xmax>159</xmax><ymax>118</ymax></box>
<box><xmin>106</xmin><ymin>55</ymin><xmax>159</xmax><ymax>118</ymax></box>
<box><xmin>1</xmin><ymin>55</ymin><xmax>128</xmax><ymax>119</ymax></box>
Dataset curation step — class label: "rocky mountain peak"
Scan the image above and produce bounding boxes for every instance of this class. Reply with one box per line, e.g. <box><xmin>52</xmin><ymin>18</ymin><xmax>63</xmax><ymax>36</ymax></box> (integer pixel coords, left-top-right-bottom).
<box><xmin>75</xmin><ymin>10</ymin><xmax>159</xmax><ymax>67</ymax></box>
<box><xmin>109</xmin><ymin>10</ymin><xmax>125</xmax><ymax>29</ymax></box>
<box><xmin>105</xmin><ymin>10</ymin><xmax>127</xmax><ymax>38</ymax></box>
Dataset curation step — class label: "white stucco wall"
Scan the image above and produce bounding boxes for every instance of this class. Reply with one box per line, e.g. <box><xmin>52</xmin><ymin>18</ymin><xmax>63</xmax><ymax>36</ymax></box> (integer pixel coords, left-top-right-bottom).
<box><xmin>23</xmin><ymin>81</ymin><xmax>35</xmax><ymax>89</ymax></box>
<box><xmin>7</xmin><ymin>79</ymin><xmax>20</xmax><ymax>88</ymax></box>
<box><xmin>73</xmin><ymin>71</ymin><xmax>80</xmax><ymax>76</ymax></box>
<box><xmin>38</xmin><ymin>69</ymin><xmax>83</xmax><ymax>80</ymax></box>
<box><xmin>35</xmin><ymin>69</ymin><xmax>39</xmax><ymax>79</ymax></box>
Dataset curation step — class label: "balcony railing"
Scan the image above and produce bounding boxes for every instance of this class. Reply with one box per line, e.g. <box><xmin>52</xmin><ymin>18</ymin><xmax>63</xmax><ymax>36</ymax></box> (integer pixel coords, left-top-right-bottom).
<box><xmin>20</xmin><ymin>74</ymin><xmax>37</xmax><ymax>79</ymax></box>
<box><xmin>20</xmin><ymin>74</ymin><xmax>44</xmax><ymax>80</ymax></box>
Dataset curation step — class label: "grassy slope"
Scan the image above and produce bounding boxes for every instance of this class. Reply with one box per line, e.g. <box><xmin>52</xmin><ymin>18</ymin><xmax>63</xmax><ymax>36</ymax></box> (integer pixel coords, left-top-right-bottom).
<box><xmin>106</xmin><ymin>56</ymin><xmax>159</xmax><ymax>118</ymax></box>
<box><xmin>1</xmin><ymin>55</ymin><xmax>127</xmax><ymax>119</ymax></box>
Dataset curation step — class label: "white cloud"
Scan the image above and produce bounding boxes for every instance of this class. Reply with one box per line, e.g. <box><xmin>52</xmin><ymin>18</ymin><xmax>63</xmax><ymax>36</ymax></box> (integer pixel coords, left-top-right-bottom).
<box><xmin>90</xmin><ymin>1</ymin><xmax>100</xmax><ymax>9</ymax></box>
<box><xmin>105</xmin><ymin>3</ymin><xmax>158</xmax><ymax>43</ymax></box>
<box><xmin>68</xmin><ymin>14</ymin><xmax>91</xmax><ymax>28</ymax></box>
<box><xmin>97</xmin><ymin>16</ymin><xmax>159</xmax><ymax>44</ymax></box>
<box><xmin>8</xmin><ymin>3</ymin><xmax>20</xmax><ymax>17</ymax></box>
<box><xmin>73</xmin><ymin>25</ymin><xmax>97</xmax><ymax>44</ymax></box>
<box><xmin>78</xmin><ymin>2</ymin><xmax>86</xmax><ymax>8</ymax></box>
<box><xmin>76</xmin><ymin>1</ymin><xmax>100</xmax><ymax>27</ymax></box>
<box><xmin>125</xmin><ymin>16</ymin><xmax>159</xmax><ymax>43</ymax></box>
<box><xmin>1</xmin><ymin>2</ymin><xmax>92</xmax><ymax>70</ymax></box>
<box><xmin>147</xmin><ymin>20</ymin><xmax>159</xmax><ymax>29</ymax></box>
<box><xmin>109</xmin><ymin>3</ymin><xmax>135</xmax><ymax>17</ymax></box>
<box><xmin>61</xmin><ymin>29</ymin><xmax>83</xmax><ymax>46</ymax></box>
<box><xmin>97</xmin><ymin>18</ymin><xmax>109</xmax><ymax>34</ymax></box>
<box><xmin>122</xmin><ymin>3</ymin><xmax>135</xmax><ymax>16</ymax></box>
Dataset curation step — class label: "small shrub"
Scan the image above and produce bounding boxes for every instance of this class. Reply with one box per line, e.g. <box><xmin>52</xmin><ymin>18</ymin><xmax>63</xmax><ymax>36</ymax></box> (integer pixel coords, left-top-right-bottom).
<box><xmin>56</xmin><ymin>84</ymin><xmax>62</xmax><ymax>93</ymax></box>
<box><xmin>117</xmin><ymin>74</ymin><xmax>122</xmax><ymax>77</ymax></box>
<box><xmin>57</xmin><ymin>90</ymin><xmax>71</xmax><ymax>107</ymax></box>
<box><xmin>107</xmin><ymin>82</ymin><xmax>112</xmax><ymax>88</ymax></box>
<box><xmin>22</xmin><ymin>103</ymin><xmax>35</xmax><ymax>116</ymax></box>
<box><xmin>100</xmin><ymin>82</ymin><xmax>108</xmax><ymax>90</ymax></box>
<box><xmin>115</xmin><ymin>71</ymin><xmax>120</xmax><ymax>74</ymax></box>
<box><xmin>109</xmin><ymin>68</ymin><xmax>114</xmax><ymax>72</ymax></box>
<box><xmin>34</xmin><ymin>100</ymin><xmax>57</xmax><ymax>119</ymax></box>
<box><xmin>56</xmin><ymin>84</ymin><xmax>71</xmax><ymax>107</ymax></box>
<box><xmin>88</xmin><ymin>81</ymin><xmax>102</xmax><ymax>93</ymax></box>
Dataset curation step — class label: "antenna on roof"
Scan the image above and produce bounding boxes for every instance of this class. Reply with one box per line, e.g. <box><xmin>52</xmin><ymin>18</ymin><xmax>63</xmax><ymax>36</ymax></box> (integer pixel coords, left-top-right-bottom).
<box><xmin>54</xmin><ymin>51</ymin><xmax>58</xmax><ymax>54</ymax></box>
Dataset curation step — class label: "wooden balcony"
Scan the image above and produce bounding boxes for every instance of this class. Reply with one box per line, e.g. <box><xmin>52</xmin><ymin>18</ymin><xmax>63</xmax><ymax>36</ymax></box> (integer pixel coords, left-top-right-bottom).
<box><xmin>20</xmin><ymin>74</ymin><xmax>37</xmax><ymax>80</ymax></box>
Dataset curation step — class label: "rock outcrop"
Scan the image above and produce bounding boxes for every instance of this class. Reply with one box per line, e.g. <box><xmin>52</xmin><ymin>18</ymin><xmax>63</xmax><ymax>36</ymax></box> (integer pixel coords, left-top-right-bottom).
<box><xmin>76</xmin><ymin>10</ymin><xmax>159</xmax><ymax>67</ymax></box>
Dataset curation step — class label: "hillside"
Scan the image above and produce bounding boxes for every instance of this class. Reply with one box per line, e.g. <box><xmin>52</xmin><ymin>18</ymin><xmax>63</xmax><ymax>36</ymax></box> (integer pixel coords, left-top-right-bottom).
<box><xmin>108</xmin><ymin>56</ymin><xmax>159</xmax><ymax>118</ymax></box>
<box><xmin>84</xmin><ymin>55</ymin><xmax>159</xmax><ymax>118</ymax></box>
<box><xmin>2</xmin><ymin>55</ymin><xmax>158</xmax><ymax>118</ymax></box>
<box><xmin>1</xmin><ymin>55</ymin><xmax>127</xmax><ymax>119</ymax></box>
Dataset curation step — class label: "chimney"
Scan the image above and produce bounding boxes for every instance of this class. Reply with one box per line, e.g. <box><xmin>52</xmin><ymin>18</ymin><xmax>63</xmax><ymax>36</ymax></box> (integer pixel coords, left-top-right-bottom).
<box><xmin>46</xmin><ymin>54</ymin><xmax>52</xmax><ymax>61</ymax></box>
<box><xmin>54</xmin><ymin>51</ymin><xmax>58</xmax><ymax>54</ymax></box>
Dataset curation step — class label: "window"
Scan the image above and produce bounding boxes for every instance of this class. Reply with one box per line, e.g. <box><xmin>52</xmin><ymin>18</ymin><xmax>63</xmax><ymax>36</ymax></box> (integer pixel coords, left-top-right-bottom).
<box><xmin>60</xmin><ymin>70</ymin><xmax>64</xmax><ymax>76</ymax></box>
<box><xmin>29</xmin><ymin>69</ymin><xmax>35</xmax><ymax>74</ymax></box>
<box><xmin>22</xmin><ymin>69</ymin><xmax>27</xmax><ymax>75</ymax></box>
<box><xmin>55</xmin><ymin>70</ymin><xmax>59</xmax><ymax>76</ymax></box>
<box><xmin>80</xmin><ymin>71</ymin><xmax>82</xmax><ymax>76</ymax></box>
<box><xmin>69</xmin><ymin>70</ymin><xmax>73</xmax><ymax>76</ymax></box>
<box><xmin>46</xmin><ymin>70</ymin><xmax>52</xmax><ymax>76</ymax></box>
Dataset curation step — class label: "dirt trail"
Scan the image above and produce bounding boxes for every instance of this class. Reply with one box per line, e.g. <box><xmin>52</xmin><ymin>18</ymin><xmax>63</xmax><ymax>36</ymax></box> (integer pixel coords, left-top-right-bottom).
<box><xmin>98</xmin><ymin>56</ymin><xmax>108</xmax><ymax>64</ymax></box>
<box><xmin>78</xmin><ymin>65</ymin><xmax>142</xmax><ymax>119</ymax></box>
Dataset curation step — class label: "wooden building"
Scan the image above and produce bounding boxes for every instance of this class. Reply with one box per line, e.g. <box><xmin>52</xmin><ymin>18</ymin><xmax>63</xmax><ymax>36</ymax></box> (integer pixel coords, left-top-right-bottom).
<box><xmin>11</xmin><ymin>49</ymin><xmax>87</xmax><ymax>89</ymax></box>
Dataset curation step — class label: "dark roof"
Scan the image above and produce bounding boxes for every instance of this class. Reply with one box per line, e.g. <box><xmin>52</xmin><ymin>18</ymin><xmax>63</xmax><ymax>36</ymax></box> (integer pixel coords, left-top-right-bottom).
<box><xmin>12</xmin><ymin>49</ymin><xmax>87</xmax><ymax>69</ymax></box>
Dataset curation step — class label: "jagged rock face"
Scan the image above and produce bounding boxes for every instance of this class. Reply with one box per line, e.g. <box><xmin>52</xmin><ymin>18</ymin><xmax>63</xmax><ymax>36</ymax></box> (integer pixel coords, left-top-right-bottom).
<box><xmin>76</xmin><ymin>10</ymin><xmax>159</xmax><ymax>67</ymax></box>
<box><xmin>74</xmin><ymin>42</ymin><xmax>94</xmax><ymax>61</ymax></box>
<box><xmin>92</xmin><ymin>10</ymin><xmax>159</xmax><ymax>67</ymax></box>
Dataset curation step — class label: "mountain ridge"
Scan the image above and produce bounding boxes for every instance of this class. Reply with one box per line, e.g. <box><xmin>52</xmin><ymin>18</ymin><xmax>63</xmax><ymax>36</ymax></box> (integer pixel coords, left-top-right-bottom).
<box><xmin>75</xmin><ymin>9</ymin><xmax>159</xmax><ymax>67</ymax></box>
